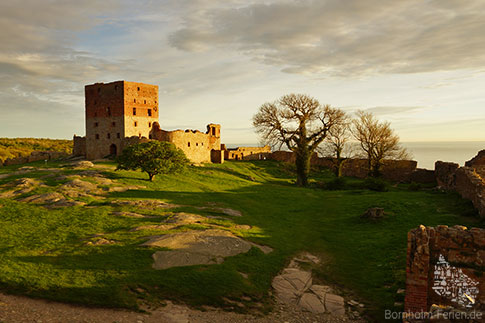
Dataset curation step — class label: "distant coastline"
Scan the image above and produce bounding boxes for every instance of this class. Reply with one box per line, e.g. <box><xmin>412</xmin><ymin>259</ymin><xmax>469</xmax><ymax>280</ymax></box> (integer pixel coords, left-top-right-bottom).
<box><xmin>226</xmin><ymin>141</ymin><xmax>485</xmax><ymax>170</ymax></box>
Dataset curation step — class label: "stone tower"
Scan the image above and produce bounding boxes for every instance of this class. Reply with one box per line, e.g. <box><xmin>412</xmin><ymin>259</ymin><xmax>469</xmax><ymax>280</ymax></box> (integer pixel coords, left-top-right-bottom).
<box><xmin>207</xmin><ymin>123</ymin><xmax>221</xmax><ymax>150</ymax></box>
<box><xmin>84</xmin><ymin>81</ymin><xmax>159</xmax><ymax>159</ymax></box>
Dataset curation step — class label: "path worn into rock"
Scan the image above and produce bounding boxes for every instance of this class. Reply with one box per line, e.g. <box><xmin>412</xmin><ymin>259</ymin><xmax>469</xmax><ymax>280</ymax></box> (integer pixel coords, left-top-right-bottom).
<box><xmin>0</xmin><ymin>292</ymin><xmax>366</xmax><ymax>323</ymax></box>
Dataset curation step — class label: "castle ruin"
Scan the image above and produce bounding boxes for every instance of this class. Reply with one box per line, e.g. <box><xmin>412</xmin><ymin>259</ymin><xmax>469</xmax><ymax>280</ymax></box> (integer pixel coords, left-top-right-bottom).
<box><xmin>73</xmin><ymin>80</ymin><xmax>225</xmax><ymax>163</ymax></box>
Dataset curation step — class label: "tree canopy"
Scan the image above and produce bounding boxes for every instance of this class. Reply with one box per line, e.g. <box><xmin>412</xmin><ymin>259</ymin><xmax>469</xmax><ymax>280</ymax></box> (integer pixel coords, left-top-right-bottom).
<box><xmin>116</xmin><ymin>141</ymin><xmax>189</xmax><ymax>181</ymax></box>
<box><xmin>352</xmin><ymin>111</ymin><xmax>410</xmax><ymax>177</ymax></box>
<box><xmin>253</xmin><ymin>93</ymin><xmax>345</xmax><ymax>186</ymax></box>
<box><xmin>319</xmin><ymin>112</ymin><xmax>353</xmax><ymax>177</ymax></box>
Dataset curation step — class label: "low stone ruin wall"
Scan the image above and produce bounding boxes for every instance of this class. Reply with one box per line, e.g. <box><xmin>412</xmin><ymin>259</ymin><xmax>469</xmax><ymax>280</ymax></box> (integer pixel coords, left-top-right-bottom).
<box><xmin>2</xmin><ymin>151</ymin><xmax>69</xmax><ymax>167</ymax></box>
<box><xmin>72</xmin><ymin>135</ymin><xmax>86</xmax><ymax>156</ymax></box>
<box><xmin>404</xmin><ymin>225</ymin><xmax>484</xmax><ymax>319</ymax></box>
<box><xmin>269</xmin><ymin>151</ymin><xmax>433</xmax><ymax>183</ymax></box>
<box><xmin>466</xmin><ymin>150</ymin><xmax>485</xmax><ymax>168</ymax></box>
<box><xmin>409</xmin><ymin>168</ymin><xmax>436</xmax><ymax>184</ymax></box>
<box><xmin>435</xmin><ymin>160</ymin><xmax>485</xmax><ymax>218</ymax></box>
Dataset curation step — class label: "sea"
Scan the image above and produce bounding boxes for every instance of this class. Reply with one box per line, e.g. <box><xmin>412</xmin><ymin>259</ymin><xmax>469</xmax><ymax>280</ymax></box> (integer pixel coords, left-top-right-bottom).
<box><xmin>401</xmin><ymin>141</ymin><xmax>485</xmax><ymax>170</ymax></box>
<box><xmin>227</xmin><ymin>141</ymin><xmax>485</xmax><ymax>170</ymax></box>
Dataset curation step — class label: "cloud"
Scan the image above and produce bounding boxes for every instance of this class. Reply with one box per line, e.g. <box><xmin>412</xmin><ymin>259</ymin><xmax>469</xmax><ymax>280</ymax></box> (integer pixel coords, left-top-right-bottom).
<box><xmin>363</xmin><ymin>106</ymin><xmax>425</xmax><ymax>116</ymax></box>
<box><xmin>169</xmin><ymin>0</ymin><xmax>485</xmax><ymax>76</ymax></box>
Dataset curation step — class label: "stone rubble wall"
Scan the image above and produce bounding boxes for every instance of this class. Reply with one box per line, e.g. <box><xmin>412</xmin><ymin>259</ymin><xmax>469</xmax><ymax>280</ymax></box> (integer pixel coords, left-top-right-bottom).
<box><xmin>404</xmin><ymin>225</ymin><xmax>484</xmax><ymax>314</ymax></box>
<box><xmin>150</xmin><ymin>123</ymin><xmax>222</xmax><ymax>164</ymax></box>
<box><xmin>435</xmin><ymin>158</ymin><xmax>485</xmax><ymax>218</ymax></box>
<box><xmin>73</xmin><ymin>135</ymin><xmax>86</xmax><ymax>156</ymax></box>
<box><xmin>224</xmin><ymin>145</ymin><xmax>272</xmax><ymax>161</ymax></box>
<box><xmin>269</xmin><ymin>151</ymin><xmax>431</xmax><ymax>183</ymax></box>
<box><xmin>2</xmin><ymin>151</ymin><xmax>68</xmax><ymax>167</ymax></box>
<box><xmin>465</xmin><ymin>150</ymin><xmax>485</xmax><ymax>168</ymax></box>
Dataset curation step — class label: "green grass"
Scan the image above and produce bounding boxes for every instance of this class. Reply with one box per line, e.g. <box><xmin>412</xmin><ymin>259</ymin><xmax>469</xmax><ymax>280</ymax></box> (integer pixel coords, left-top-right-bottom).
<box><xmin>0</xmin><ymin>160</ymin><xmax>483</xmax><ymax>321</ymax></box>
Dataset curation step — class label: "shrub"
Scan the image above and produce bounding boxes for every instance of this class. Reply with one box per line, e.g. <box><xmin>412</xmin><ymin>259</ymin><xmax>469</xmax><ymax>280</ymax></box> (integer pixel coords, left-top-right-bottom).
<box><xmin>363</xmin><ymin>177</ymin><xmax>389</xmax><ymax>192</ymax></box>
<box><xmin>325</xmin><ymin>177</ymin><xmax>347</xmax><ymax>190</ymax></box>
<box><xmin>116</xmin><ymin>141</ymin><xmax>189</xmax><ymax>181</ymax></box>
<box><xmin>408</xmin><ymin>182</ymin><xmax>422</xmax><ymax>191</ymax></box>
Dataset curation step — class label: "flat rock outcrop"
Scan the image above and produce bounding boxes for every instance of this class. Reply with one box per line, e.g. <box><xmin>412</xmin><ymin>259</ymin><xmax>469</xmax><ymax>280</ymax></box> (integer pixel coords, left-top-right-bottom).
<box><xmin>141</xmin><ymin>225</ymin><xmax>271</xmax><ymax>270</ymax></box>
<box><xmin>143</xmin><ymin>229</ymin><xmax>254</xmax><ymax>269</ymax></box>
<box><xmin>272</xmin><ymin>254</ymin><xmax>348</xmax><ymax>317</ymax></box>
<box><xmin>111</xmin><ymin>199</ymin><xmax>176</xmax><ymax>209</ymax></box>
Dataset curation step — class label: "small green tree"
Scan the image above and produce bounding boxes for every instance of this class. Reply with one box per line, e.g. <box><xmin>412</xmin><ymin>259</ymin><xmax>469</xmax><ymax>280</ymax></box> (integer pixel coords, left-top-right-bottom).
<box><xmin>116</xmin><ymin>141</ymin><xmax>189</xmax><ymax>181</ymax></box>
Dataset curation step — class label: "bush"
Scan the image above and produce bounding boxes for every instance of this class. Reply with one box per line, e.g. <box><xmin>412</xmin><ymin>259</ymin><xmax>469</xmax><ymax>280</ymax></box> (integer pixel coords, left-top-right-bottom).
<box><xmin>363</xmin><ymin>177</ymin><xmax>389</xmax><ymax>192</ymax></box>
<box><xmin>0</xmin><ymin>138</ymin><xmax>72</xmax><ymax>162</ymax></box>
<box><xmin>325</xmin><ymin>177</ymin><xmax>347</xmax><ymax>190</ymax></box>
<box><xmin>279</xmin><ymin>162</ymin><xmax>296</xmax><ymax>175</ymax></box>
<box><xmin>408</xmin><ymin>182</ymin><xmax>422</xmax><ymax>191</ymax></box>
<box><xmin>116</xmin><ymin>141</ymin><xmax>189</xmax><ymax>181</ymax></box>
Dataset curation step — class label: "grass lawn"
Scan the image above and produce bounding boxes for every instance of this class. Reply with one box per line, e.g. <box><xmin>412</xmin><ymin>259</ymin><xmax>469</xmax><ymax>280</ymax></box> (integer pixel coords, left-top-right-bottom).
<box><xmin>0</xmin><ymin>160</ymin><xmax>483</xmax><ymax>321</ymax></box>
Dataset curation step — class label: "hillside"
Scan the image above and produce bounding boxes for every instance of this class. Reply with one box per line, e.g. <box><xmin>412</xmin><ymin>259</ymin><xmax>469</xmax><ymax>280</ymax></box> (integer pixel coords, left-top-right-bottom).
<box><xmin>0</xmin><ymin>160</ymin><xmax>483</xmax><ymax>321</ymax></box>
<box><xmin>0</xmin><ymin>138</ymin><xmax>72</xmax><ymax>163</ymax></box>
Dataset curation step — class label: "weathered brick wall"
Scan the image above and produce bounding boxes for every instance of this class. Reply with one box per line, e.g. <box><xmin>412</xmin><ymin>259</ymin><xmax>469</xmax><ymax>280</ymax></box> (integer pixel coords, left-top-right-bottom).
<box><xmin>123</xmin><ymin>81</ymin><xmax>159</xmax><ymax>139</ymax></box>
<box><xmin>210</xmin><ymin>149</ymin><xmax>224</xmax><ymax>164</ymax></box>
<box><xmin>224</xmin><ymin>145</ymin><xmax>271</xmax><ymax>160</ymax></box>
<box><xmin>405</xmin><ymin>225</ymin><xmax>484</xmax><ymax>314</ymax></box>
<box><xmin>85</xmin><ymin>81</ymin><xmax>125</xmax><ymax>159</ymax></box>
<box><xmin>73</xmin><ymin>135</ymin><xmax>86</xmax><ymax>156</ymax></box>
<box><xmin>84</xmin><ymin>81</ymin><xmax>158</xmax><ymax>160</ymax></box>
<box><xmin>2</xmin><ymin>151</ymin><xmax>68</xmax><ymax>166</ymax></box>
<box><xmin>270</xmin><ymin>151</ymin><xmax>295</xmax><ymax>163</ymax></box>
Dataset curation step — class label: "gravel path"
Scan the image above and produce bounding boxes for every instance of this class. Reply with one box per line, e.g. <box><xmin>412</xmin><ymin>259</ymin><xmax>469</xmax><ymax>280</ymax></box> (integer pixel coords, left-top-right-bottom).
<box><xmin>0</xmin><ymin>292</ymin><xmax>367</xmax><ymax>323</ymax></box>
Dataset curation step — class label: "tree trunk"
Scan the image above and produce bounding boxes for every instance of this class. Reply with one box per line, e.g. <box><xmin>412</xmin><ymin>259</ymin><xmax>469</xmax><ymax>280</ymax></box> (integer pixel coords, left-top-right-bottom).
<box><xmin>148</xmin><ymin>173</ymin><xmax>155</xmax><ymax>181</ymax></box>
<box><xmin>295</xmin><ymin>150</ymin><xmax>311</xmax><ymax>186</ymax></box>
<box><xmin>367</xmin><ymin>154</ymin><xmax>373</xmax><ymax>177</ymax></box>
<box><xmin>336</xmin><ymin>158</ymin><xmax>345</xmax><ymax>177</ymax></box>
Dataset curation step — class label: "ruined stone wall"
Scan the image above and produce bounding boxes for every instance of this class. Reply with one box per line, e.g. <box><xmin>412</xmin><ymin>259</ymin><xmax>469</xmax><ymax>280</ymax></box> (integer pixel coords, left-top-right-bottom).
<box><xmin>2</xmin><ymin>151</ymin><xmax>68</xmax><ymax>166</ymax></box>
<box><xmin>405</xmin><ymin>225</ymin><xmax>484</xmax><ymax>315</ymax></box>
<box><xmin>270</xmin><ymin>151</ymin><xmax>295</xmax><ymax>163</ymax></box>
<box><xmin>409</xmin><ymin>168</ymin><xmax>436</xmax><ymax>184</ymax></box>
<box><xmin>150</xmin><ymin>123</ymin><xmax>221</xmax><ymax>164</ymax></box>
<box><xmin>435</xmin><ymin>160</ymin><xmax>485</xmax><ymax>218</ymax></box>
<box><xmin>270</xmin><ymin>151</ymin><xmax>419</xmax><ymax>182</ymax></box>
<box><xmin>206</xmin><ymin>124</ymin><xmax>221</xmax><ymax>151</ymax></box>
<box><xmin>210</xmin><ymin>149</ymin><xmax>224</xmax><ymax>164</ymax></box>
<box><xmin>435</xmin><ymin>161</ymin><xmax>460</xmax><ymax>189</ymax></box>
<box><xmin>455</xmin><ymin>167</ymin><xmax>485</xmax><ymax>218</ymax></box>
<box><xmin>466</xmin><ymin>150</ymin><xmax>485</xmax><ymax>168</ymax></box>
<box><xmin>73</xmin><ymin>135</ymin><xmax>86</xmax><ymax>156</ymax></box>
<box><xmin>224</xmin><ymin>145</ymin><xmax>271</xmax><ymax>160</ymax></box>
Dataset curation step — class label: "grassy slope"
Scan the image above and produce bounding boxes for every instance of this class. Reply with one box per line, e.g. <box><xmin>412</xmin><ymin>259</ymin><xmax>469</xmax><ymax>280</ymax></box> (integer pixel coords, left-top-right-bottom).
<box><xmin>0</xmin><ymin>160</ymin><xmax>483</xmax><ymax>320</ymax></box>
<box><xmin>0</xmin><ymin>138</ymin><xmax>72</xmax><ymax>162</ymax></box>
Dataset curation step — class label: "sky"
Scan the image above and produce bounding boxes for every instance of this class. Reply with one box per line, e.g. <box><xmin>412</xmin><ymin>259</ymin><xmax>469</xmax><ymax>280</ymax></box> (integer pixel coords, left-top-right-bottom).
<box><xmin>1</xmin><ymin>0</ymin><xmax>485</xmax><ymax>144</ymax></box>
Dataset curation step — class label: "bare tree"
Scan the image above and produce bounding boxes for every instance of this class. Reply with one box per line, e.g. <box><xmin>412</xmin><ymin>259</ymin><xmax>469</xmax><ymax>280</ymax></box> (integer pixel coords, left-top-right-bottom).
<box><xmin>352</xmin><ymin>110</ymin><xmax>410</xmax><ymax>177</ymax></box>
<box><xmin>253</xmin><ymin>94</ymin><xmax>345</xmax><ymax>186</ymax></box>
<box><xmin>319</xmin><ymin>112</ymin><xmax>353</xmax><ymax>177</ymax></box>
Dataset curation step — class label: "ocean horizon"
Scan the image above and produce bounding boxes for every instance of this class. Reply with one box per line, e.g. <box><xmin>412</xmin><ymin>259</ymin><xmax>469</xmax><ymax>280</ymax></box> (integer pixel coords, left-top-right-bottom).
<box><xmin>226</xmin><ymin>141</ymin><xmax>485</xmax><ymax>170</ymax></box>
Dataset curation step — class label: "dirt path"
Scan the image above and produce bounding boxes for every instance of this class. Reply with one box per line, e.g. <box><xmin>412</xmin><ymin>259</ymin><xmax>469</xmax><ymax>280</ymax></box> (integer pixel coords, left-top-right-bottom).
<box><xmin>0</xmin><ymin>292</ymin><xmax>366</xmax><ymax>323</ymax></box>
